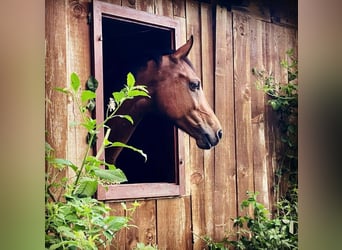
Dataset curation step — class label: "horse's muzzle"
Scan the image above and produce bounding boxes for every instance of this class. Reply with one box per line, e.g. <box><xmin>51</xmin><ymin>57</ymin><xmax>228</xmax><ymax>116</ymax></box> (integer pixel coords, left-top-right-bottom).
<box><xmin>197</xmin><ymin>129</ymin><xmax>223</xmax><ymax>149</ymax></box>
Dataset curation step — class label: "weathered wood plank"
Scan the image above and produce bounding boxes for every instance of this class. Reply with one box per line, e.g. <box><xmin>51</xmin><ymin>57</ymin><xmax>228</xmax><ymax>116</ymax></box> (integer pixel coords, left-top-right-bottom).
<box><xmin>232</xmin><ymin>11</ymin><xmax>255</xmax><ymax>213</ymax></box>
<box><xmin>263</xmin><ymin>21</ymin><xmax>278</xmax><ymax>209</ymax></box>
<box><xmin>156</xmin><ymin>197</ymin><xmax>192</xmax><ymax>249</ymax></box>
<box><xmin>45</xmin><ymin>0</ymin><xmax>68</xmax><ymax>162</ymax></box>
<box><xmin>185</xmin><ymin>1</ymin><xmax>204</xmax><ymax>249</ymax></box>
<box><xmin>66</xmin><ymin>0</ymin><xmax>91</xmax><ymax>169</ymax></box>
<box><xmin>250</xmin><ymin>19</ymin><xmax>269</xmax><ymax>210</ymax></box>
<box><xmin>173</xmin><ymin>15</ymin><xmax>191</xmax><ymax>195</ymax></box>
<box><xmin>45</xmin><ymin>0</ymin><xmax>70</xmax><ymax>199</ymax></box>
<box><xmin>213</xmin><ymin>5</ymin><xmax>237</xmax><ymax>240</ymax></box>
<box><xmin>197</xmin><ymin>2</ymin><xmax>215</xmax><ymax>249</ymax></box>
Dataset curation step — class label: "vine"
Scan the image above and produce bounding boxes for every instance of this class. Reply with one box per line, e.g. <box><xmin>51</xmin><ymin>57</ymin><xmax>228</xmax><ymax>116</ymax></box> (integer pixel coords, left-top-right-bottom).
<box><xmin>253</xmin><ymin>48</ymin><xmax>298</xmax><ymax>203</ymax></box>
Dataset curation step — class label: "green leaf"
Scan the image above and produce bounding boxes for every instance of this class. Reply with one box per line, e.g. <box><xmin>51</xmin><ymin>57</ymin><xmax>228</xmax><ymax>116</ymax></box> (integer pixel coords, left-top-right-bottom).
<box><xmin>54</xmin><ymin>87</ymin><xmax>69</xmax><ymax>93</ymax></box>
<box><xmin>81</xmin><ymin>117</ymin><xmax>97</xmax><ymax>131</ymax></box>
<box><xmin>103</xmin><ymin>230</ymin><xmax>114</xmax><ymax>241</ymax></box>
<box><xmin>106</xmin><ymin>216</ymin><xmax>128</xmax><ymax>231</ymax></box>
<box><xmin>71</xmin><ymin>72</ymin><xmax>80</xmax><ymax>92</ymax></box>
<box><xmin>87</xmin><ymin>76</ymin><xmax>98</xmax><ymax>92</ymax></box>
<box><xmin>127</xmin><ymin>72</ymin><xmax>135</xmax><ymax>88</ymax></box>
<box><xmin>94</xmin><ymin>168</ymin><xmax>127</xmax><ymax>183</ymax></box>
<box><xmin>74</xmin><ymin>177</ymin><xmax>98</xmax><ymax>197</ymax></box>
<box><xmin>51</xmin><ymin>158</ymin><xmax>77</xmax><ymax>172</ymax></box>
<box><xmin>110</xmin><ymin>142</ymin><xmax>147</xmax><ymax>162</ymax></box>
<box><xmin>57</xmin><ymin>226</ymin><xmax>75</xmax><ymax>239</ymax></box>
<box><xmin>113</xmin><ymin>90</ymin><xmax>126</xmax><ymax>104</ymax></box>
<box><xmin>114</xmin><ymin>114</ymin><xmax>134</xmax><ymax>124</ymax></box>
<box><xmin>81</xmin><ymin>90</ymin><xmax>96</xmax><ymax>103</ymax></box>
<box><xmin>128</xmin><ymin>89</ymin><xmax>150</xmax><ymax>98</ymax></box>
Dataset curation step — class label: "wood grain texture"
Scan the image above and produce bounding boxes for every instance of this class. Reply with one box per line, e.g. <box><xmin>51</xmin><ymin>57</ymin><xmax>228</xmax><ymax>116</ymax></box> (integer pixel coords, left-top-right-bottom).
<box><xmin>45</xmin><ymin>0</ymin><xmax>68</xmax><ymax>160</ymax></box>
<box><xmin>250</xmin><ymin>19</ymin><xmax>269</xmax><ymax>209</ymax></box>
<box><xmin>200</xmin><ymin>2</ymin><xmax>215</xmax><ymax>247</ymax></box>
<box><xmin>66</xmin><ymin>0</ymin><xmax>91</xmax><ymax>169</ymax></box>
<box><xmin>185</xmin><ymin>1</ymin><xmax>205</xmax><ymax>249</ymax></box>
<box><xmin>156</xmin><ymin>197</ymin><xmax>192</xmax><ymax>249</ymax></box>
<box><xmin>233</xmin><ymin>11</ymin><xmax>255</xmax><ymax>213</ymax></box>
<box><xmin>213</xmin><ymin>5</ymin><xmax>237</xmax><ymax>240</ymax></box>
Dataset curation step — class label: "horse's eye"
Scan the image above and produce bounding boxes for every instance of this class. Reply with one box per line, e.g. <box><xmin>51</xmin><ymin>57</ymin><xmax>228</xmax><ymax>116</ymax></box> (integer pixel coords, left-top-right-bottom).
<box><xmin>189</xmin><ymin>81</ymin><xmax>200</xmax><ymax>91</ymax></box>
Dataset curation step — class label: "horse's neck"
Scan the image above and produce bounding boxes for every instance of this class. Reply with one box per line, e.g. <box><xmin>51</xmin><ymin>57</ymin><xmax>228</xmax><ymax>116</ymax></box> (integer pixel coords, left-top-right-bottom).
<box><xmin>106</xmin><ymin>62</ymin><xmax>156</xmax><ymax>164</ymax></box>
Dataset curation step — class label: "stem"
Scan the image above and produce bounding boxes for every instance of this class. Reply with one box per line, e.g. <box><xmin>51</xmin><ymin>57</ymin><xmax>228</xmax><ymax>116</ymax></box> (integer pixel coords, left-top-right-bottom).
<box><xmin>96</xmin><ymin>128</ymin><xmax>111</xmax><ymax>160</ymax></box>
<box><xmin>71</xmin><ymin>132</ymin><xmax>94</xmax><ymax>195</ymax></box>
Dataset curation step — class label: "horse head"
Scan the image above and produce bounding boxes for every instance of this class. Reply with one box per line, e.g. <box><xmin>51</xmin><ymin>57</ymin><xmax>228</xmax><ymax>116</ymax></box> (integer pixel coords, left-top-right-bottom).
<box><xmin>137</xmin><ymin>36</ymin><xmax>223</xmax><ymax>149</ymax></box>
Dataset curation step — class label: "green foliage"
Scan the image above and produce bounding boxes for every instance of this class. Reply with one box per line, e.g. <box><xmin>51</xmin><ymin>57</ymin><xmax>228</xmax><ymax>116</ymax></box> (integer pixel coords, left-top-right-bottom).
<box><xmin>253</xmin><ymin>49</ymin><xmax>297</xmax><ymax>156</ymax></box>
<box><xmin>253</xmin><ymin>49</ymin><xmax>298</xmax><ymax>198</ymax></box>
<box><xmin>46</xmin><ymin>72</ymin><xmax>149</xmax><ymax>249</ymax></box>
<box><xmin>202</xmin><ymin>191</ymin><xmax>298</xmax><ymax>250</ymax></box>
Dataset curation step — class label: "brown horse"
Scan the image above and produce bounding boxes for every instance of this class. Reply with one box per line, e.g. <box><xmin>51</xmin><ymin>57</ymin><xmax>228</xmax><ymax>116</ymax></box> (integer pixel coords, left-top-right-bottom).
<box><xmin>106</xmin><ymin>35</ymin><xmax>222</xmax><ymax>164</ymax></box>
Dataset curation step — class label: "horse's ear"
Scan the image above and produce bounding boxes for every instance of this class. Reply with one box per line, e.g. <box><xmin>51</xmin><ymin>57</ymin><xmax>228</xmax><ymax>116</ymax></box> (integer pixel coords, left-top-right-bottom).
<box><xmin>172</xmin><ymin>35</ymin><xmax>193</xmax><ymax>60</ymax></box>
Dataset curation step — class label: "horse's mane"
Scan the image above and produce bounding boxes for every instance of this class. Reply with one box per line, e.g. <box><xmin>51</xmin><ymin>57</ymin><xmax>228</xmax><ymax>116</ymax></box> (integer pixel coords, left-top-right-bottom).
<box><xmin>133</xmin><ymin>49</ymin><xmax>195</xmax><ymax>74</ymax></box>
<box><xmin>103</xmin><ymin>48</ymin><xmax>194</xmax><ymax>99</ymax></box>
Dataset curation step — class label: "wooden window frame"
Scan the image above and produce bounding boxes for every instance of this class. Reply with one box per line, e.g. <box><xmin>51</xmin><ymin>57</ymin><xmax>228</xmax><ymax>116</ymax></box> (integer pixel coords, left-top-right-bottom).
<box><xmin>92</xmin><ymin>0</ymin><xmax>185</xmax><ymax>200</ymax></box>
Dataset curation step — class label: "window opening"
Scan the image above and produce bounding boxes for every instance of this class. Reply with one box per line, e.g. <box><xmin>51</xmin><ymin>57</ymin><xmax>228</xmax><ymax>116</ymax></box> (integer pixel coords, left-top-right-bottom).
<box><xmin>102</xmin><ymin>17</ymin><xmax>177</xmax><ymax>184</ymax></box>
<box><xmin>92</xmin><ymin>2</ymin><xmax>184</xmax><ymax>200</ymax></box>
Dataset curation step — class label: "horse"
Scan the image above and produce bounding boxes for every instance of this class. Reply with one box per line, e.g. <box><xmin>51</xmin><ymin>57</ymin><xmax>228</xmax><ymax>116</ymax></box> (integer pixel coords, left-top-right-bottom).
<box><xmin>105</xmin><ymin>35</ymin><xmax>223</xmax><ymax>165</ymax></box>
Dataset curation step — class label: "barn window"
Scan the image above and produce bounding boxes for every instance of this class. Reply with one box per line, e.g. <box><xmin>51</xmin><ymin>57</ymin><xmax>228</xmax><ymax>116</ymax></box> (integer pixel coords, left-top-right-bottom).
<box><xmin>92</xmin><ymin>1</ymin><xmax>185</xmax><ymax>200</ymax></box>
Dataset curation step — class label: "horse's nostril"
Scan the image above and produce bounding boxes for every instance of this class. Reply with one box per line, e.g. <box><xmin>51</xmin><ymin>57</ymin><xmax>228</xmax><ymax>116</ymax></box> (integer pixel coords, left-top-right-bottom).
<box><xmin>217</xmin><ymin>129</ymin><xmax>223</xmax><ymax>140</ymax></box>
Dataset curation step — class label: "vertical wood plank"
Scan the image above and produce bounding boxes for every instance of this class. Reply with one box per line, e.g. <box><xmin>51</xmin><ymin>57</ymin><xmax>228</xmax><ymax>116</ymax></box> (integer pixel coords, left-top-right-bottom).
<box><xmin>213</xmin><ymin>5</ymin><xmax>237</xmax><ymax>240</ymax></box>
<box><xmin>66</xmin><ymin>0</ymin><xmax>91</xmax><ymax>170</ymax></box>
<box><xmin>185</xmin><ymin>1</ymin><xmax>204</xmax><ymax>249</ymax></box>
<box><xmin>264</xmin><ymin>21</ymin><xmax>278</xmax><ymax>209</ymax></box>
<box><xmin>156</xmin><ymin>197</ymin><xmax>192</xmax><ymax>249</ymax></box>
<box><xmin>232</xmin><ymin>11</ymin><xmax>255</xmax><ymax>213</ymax></box>
<box><xmin>198</xmin><ymin>2</ymin><xmax>215</xmax><ymax>249</ymax></box>
<box><xmin>272</xmin><ymin>24</ymin><xmax>285</xmax><ymax>201</ymax></box>
<box><xmin>45</xmin><ymin>0</ymin><xmax>70</xmax><ymax>201</ymax></box>
<box><xmin>250</xmin><ymin>19</ymin><xmax>270</xmax><ymax>209</ymax></box>
<box><xmin>173</xmin><ymin>13</ymin><xmax>191</xmax><ymax>195</ymax></box>
<box><xmin>45</xmin><ymin>0</ymin><xmax>68</xmax><ymax>166</ymax></box>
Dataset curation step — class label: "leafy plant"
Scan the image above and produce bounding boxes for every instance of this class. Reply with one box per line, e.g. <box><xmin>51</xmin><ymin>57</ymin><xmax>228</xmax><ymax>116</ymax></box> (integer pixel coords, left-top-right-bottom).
<box><xmin>45</xmin><ymin>72</ymin><xmax>149</xmax><ymax>249</ymax></box>
<box><xmin>202</xmin><ymin>191</ymin><xmax>298</xmax><ymax>250</ymax></box>
<box><xmin>252</xmin><ymin>49</ymin><xmax>298</xmax><ymax>199</ymax></box>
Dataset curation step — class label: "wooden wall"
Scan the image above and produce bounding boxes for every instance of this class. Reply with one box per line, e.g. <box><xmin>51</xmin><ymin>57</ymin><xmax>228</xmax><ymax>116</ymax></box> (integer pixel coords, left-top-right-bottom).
<box><xmin>45</xmin><ymin>0</ymin><xmax>297</xmax><ymax>249</ymax></box>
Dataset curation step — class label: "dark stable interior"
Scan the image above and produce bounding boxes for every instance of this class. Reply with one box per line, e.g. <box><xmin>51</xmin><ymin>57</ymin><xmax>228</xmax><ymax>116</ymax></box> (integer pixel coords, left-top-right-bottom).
<box><xmin>102</xmin><ymin>16</ymin><xmax>177</xmax><ymax>184</ymax></box>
